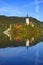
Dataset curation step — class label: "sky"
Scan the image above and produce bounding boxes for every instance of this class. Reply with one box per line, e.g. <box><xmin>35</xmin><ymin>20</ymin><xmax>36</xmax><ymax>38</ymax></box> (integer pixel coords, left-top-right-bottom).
<box><xmin>0</xmin><ymin>0</ymin><xmax>43</xmax><ymax>21</ymax></box>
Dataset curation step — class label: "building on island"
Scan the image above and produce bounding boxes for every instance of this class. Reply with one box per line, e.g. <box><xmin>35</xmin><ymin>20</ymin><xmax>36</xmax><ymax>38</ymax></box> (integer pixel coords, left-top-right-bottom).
<box><xmin>26</xmin><ymin>14</ymin><xmax>29</xmax><ymax>25</ymax></box>
<box><xmin>26</xmin><ymin>14</ymin><xmax>34</xmax><ymax>27</ymax></box>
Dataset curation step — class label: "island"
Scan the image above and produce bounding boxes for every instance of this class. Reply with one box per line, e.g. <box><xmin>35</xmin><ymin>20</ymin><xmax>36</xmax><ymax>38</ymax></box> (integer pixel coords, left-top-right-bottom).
<box><xmin>0</xmin><ymin>15</ymin><xmax>43</xmax><ymax>48</ymax></box>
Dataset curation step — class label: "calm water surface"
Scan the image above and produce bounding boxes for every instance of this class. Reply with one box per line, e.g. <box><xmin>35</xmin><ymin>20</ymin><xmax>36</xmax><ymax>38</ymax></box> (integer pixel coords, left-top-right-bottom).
<box><xmin>0</xmin><ymin>42</ymin><xmax>43</xmax><ymax>65</ymax></box>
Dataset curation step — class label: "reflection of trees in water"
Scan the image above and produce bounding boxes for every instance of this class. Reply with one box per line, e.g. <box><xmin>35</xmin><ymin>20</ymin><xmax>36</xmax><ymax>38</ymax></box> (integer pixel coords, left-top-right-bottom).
<box><xmin>0</xmin><ymin>34</ymin><xmax>43</xmax><ymax>48</ymax></box>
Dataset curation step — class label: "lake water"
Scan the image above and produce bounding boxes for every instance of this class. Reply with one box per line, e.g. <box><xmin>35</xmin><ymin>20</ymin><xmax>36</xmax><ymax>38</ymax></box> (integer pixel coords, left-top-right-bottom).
<box><xmin>0</xmin><ymin>42</ymin><xmax>43</xmax><ymax>65</ymax></box>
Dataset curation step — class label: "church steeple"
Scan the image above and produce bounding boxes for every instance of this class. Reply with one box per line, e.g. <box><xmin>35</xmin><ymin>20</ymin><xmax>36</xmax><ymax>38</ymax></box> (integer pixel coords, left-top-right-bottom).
<box><xmin>26</xmin><ymin>14</ymin><xmax>29</xmax><ymax>25</ymax></box>
<box><xmin>27</xmin><ymin>14</ymin><xmax>28</xmax><ymax>18</ymax></box>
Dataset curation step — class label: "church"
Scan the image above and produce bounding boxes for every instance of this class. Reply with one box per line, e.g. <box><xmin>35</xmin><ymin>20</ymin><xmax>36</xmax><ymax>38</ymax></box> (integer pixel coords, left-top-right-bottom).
<box><xmin>26</xmin><ymin>14</ymin><xmax>34</xmax><ymax>27</ymax></box>
<box><xmin>26</xmin><ymin>14</ymin><xmax>29</xmax><ymax>25</ymax></box>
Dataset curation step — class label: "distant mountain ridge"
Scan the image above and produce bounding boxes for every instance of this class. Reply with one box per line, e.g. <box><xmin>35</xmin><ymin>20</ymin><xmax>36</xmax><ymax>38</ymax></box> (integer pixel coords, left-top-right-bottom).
<box><xmin>0</xmin><ymin>15</ymin><xmax>42</xmax><ymax>23</ymax></box>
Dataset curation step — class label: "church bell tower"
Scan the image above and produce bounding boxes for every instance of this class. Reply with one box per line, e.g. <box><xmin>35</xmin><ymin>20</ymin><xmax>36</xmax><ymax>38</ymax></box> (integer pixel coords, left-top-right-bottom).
<box><xmin>26</xmin><ymin>14</ymin><xmax>29</xmax><ymax>25</ymax></box>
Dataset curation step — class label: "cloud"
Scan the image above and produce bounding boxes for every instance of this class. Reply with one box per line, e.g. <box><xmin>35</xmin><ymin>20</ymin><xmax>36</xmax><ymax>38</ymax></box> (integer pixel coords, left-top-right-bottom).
<box><xmin>0</xmin><ymin>0</ymin><xmax>24</xmax><ymax>16</ymax></box>
<box><xmin>0</xmin><ymin>0</ymin><xmax>43</xmax><ymax>19</ymax></box>
<box><xmin>0</xmin><ymin>6</ymin><xmax>24</xmax><ymax>16</ymax></box>
<box><xmin>35</xmin><ymin>0</ymin><xmax>39</xmax><ymax>13</ymax></box>
<box><xmin>22</xmin><ymin>0</ymin><xmax>43</xmax><ymax>8</ymax></box>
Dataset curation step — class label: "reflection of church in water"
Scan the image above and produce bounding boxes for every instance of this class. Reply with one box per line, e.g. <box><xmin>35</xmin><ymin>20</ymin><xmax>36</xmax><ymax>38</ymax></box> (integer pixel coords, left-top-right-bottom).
<box><xmin>26</xmin><ymin>37</ymin><xmax>34</xmax><ymax>49</ymax></box>
<box><xmin>26</xmin><ymin>39</ymin><xmax>29</xmax><ymax>49</ymax></box>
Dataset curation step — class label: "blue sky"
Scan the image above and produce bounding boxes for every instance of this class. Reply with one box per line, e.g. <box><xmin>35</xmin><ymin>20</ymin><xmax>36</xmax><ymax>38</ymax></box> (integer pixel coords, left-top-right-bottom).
<box><xmin>0</xmin><ymin>0</ymin><xmax>43</xmax><ymax>21</ymax></box>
